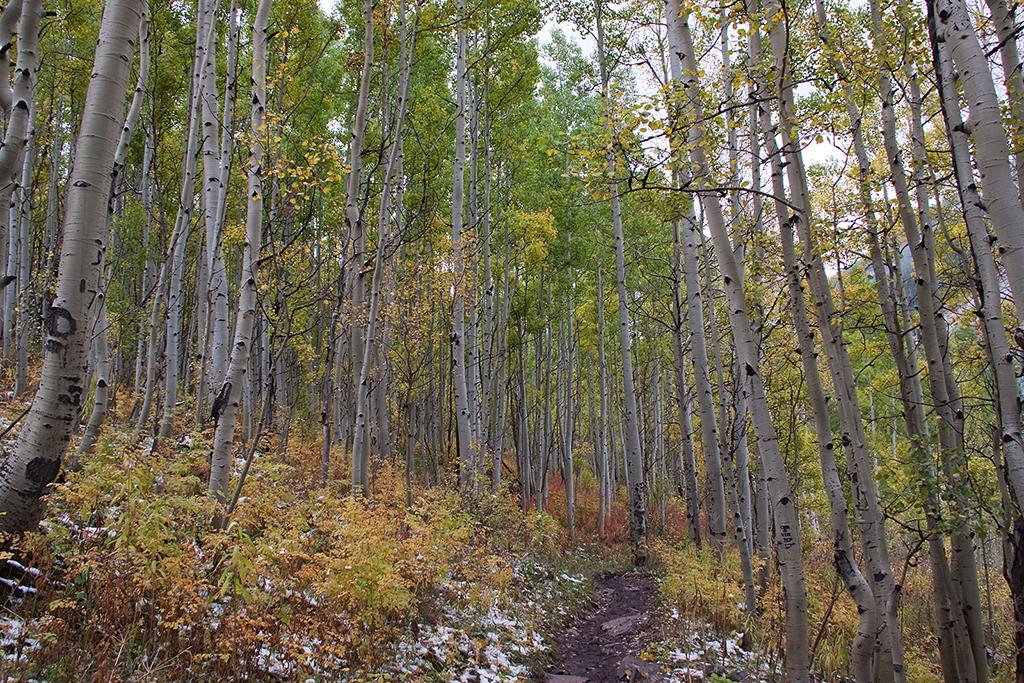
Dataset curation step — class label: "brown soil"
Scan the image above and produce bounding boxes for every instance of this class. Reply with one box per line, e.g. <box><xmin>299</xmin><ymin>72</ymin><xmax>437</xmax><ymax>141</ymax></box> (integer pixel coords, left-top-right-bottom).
<box><xmin>541</xmin><ymin>572</ymin><xmax>667</xmax><ymax>683</ymax></box>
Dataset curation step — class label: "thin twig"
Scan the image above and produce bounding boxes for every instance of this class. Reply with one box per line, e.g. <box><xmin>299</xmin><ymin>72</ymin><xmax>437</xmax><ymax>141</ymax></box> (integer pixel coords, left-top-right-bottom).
<box><xmin>225</xmin><ymin>421</ymin><xmax>267</xmax><ymax>519</ymax></box>
<box><xmin>0</xmin><ymin>404</ymin><xmax>31</xmax><ymax>441</ymax></box>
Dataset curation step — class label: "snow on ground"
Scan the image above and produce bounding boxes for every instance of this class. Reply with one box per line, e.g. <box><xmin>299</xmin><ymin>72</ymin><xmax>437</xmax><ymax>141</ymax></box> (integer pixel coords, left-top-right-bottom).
<box><xmin>662</xmin><ymin>620</ymin><xmax>782</xmax><ymax>683</ymax></box>
<box><xmin>390</xmin><ymin>562</ymin><xmax>587</xmax><ymax>682</ymax></box>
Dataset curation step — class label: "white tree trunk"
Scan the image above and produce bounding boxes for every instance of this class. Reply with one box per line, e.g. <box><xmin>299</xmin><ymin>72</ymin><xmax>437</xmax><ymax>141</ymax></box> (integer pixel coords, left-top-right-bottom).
<box><xmin>208</xmin><ymin>0</ymin><xmax>271</xmax><ymax>524</ymax></box>
<box><xmin>670</xmin><ymin>219</ymin><xmax>700</xmax><ymax>546</ymax></box>
<box><xmin>930</xmin><ymin>0</ymin><xmax>1024</xmax><ymax>331</ymax></box>
<box><xmin>0</xmin><ymin>0</ymin><xmax>22</xmax><ymax>119</ymax></box>
<box><xmin>777</xmin><ymin>155</ymin><xmax>876</xmax><ymax>683</ymax></box>
<box><xmin>0</xmin><ymin>0</ymin><xmax>22</xmax><ymax>319</ymax></box>
<box><xmin>13</xmin><ymin>97</ymin><xmax>35</xmax><ymax>396</ymax></box>
<box><xmin>667</xmin><ymin>3</ymin><xmax>808</xmax><ymax>677</ymax></box>
<box><xmin>160</xmin><ymin>6</ymin><xmax>212</xmax><ymax>439</ymax></box>
<box><xmin>347</xmin><ymin>0</ymin><xmax>374</xmax><ymax>495</ymax></box>
<box><xmin>0</xmin><ymin>0</ymin><xmax>142</xmax><ymax>533</ymax></box>
<box><xmin>0</xmin><ymin>0</ymin><xmax>39</xmax><ymax>366</ymax></box>
<box><xmin>452</xmin><ymin>0</ymin><xmax>474</xmax><ymax>489</ymax></box>
<box><xmin>594</xmin><ymin>0</ymin><xmax>646</xmax><ymax>556</ymax></box>
<box><xmin>79</xmin><ymin>3</ymin><xmax>149</xmax><ymax>455</ymax></box>
<box><xmin>983</xmin><ymin>0</ymin><xmax>1024</xmax><ymax>206</ymax></box>
<box><xmin>202</xmin><ymin>0</ymin><xmax>235</xmax><ymax>416</ymax></box>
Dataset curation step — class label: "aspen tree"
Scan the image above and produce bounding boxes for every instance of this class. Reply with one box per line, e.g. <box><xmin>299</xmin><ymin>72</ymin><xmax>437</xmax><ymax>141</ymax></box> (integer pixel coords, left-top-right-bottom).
<box><xmin>670</xmin><ymin>218</ymin><xmax>700</xmax><ymax>546</ymax></box>
<box><xmin>930</xmin><ymin>13</ymin><xmax>1024</xmax><ymax>680</ymax></box>
<box><xmin>597</xmin><ymin>265</ymin><xmax>611</xmax><ymax>536</ymax></box>
<box><xmin>768</xmin><ymin>108</ymin><xmax>876</xmax><ymax>681</ymax></box>
<box><xmin>983</xmin><ymin>0</ymin><xmax>1024</xmax><ymax>205</ymax></box>
<box><xmin>347</xmin><ymin>0</ymin><xmax>374</xmax><ymax>494</ymax></box>
<box><xmin>452</xmin><ymin>0</ymin><xmax>474</xmax><ymax>489</ymax></box>
<box><xmin>208</xmin><ymin>0</ymin><xmax>272</xmax><ymax>524</ymax></box>
<box><xmin>928</xmin><ymin>0</ymin><xmax>1024</xmax><ymax>333</ymax></box>
<box><xmin>161</xmin><ymin>4</ymin><xmax>213</xmax><ymax>439</ymax></box>
<box><xmin>0</xmin><ymin>0</ymin><xmax>38</xmax><ymax>366</ymax></box>
<box><xmin>12</xmin><ymin>98</ymin><xmax>34</xmax><ymax>396</ymax></box>
<box><xmin>0</xmin><ymin>0</ymin><xmax>22</xmax><ymax>123</ymax></box>
<box><xmin>667</xmin><ymin>1</ymin><xmax>808</xmax><ymax>676</ymax></box>
<box><xmin>858</xmin><ymin>0</ymin><xmax>981</xmax><ymax>675</ymax></box>
<box><xmin>79</xmin><ymin>3</ymin><xmax>150</xmax><ymax>455</ymax></box>
<box><xmin>0</xmin><ymin>0</ymin><xmax>143</xmax><ymax>533</ymax></box>
<box><xmin>562</xmin><ymin>296</ymin><xmax>575</xmax><ymax>541</ymax></box>
<box><xmin>666</xmin><ymin>33</ymin><xmax>726</xmax><ymax>554</ymax></box>
<box><xmin>699</xmin><ymin>223</ymin><xmax>730</xmax><ymax>554</ymax></box>
<box><xmin>752</xmin><ymin>2</ymin><xmax>920</xmax><ymax>678</ymax></box>
<box><xmin>595</xmin><ymin>0</ymin><xmax>646</xmax><ymax>556</ymax></box>
<box><xmin>352</xmin><ymin>0</ymin><xmax>416</xmax><ymax>487</ymax></box>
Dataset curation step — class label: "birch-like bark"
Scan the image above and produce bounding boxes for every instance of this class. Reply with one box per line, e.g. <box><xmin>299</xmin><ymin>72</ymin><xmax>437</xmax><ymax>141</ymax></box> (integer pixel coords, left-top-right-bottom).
<box><xmin>39</xmin><ymin>96</ymin><xmax>63</xmax><ymax>341</ymax></box>
<box><xmin>562</xmin><ymin>297</ymin><xmax>575</xmax><ymax>541</ymax></box>
<box><xmin>670</xmin><ymin>218</ymin><xmax>700</xmax><ymax>546</ymax></box>
<box><xmin>982</xmin><ymin>0</ymin><xmax>1024</xmax><ymax>206</ymax></box>
<box><xmin>597</xmin><ymin>265</ymin><xmax>610</xmax><ymax>536</ymax></box>
<box><xmin>13</xmin><ymin>97</ymin><xmax>35</xmax><ymax>395</ymax></box>
<box><xmin>209</xmin><ymin>0</ymin><xmax>271</xmax><ymax>525</ymax></box>
<box><xmin>0</xmin><ymin>0</ymin><xmax>22</xmax><ymax>121</ymax></box>
<box><xmin>214</xmin><ymin>0</ymin><xmax>238</xmax><ymax>245</ymax></box>
<box><xmin>891</xmin><ymin>1</ymin><xmax>987</xmax><ymax>671</ymax></box>
<box><xmin>136</xmin><ymin>259</ymin><xmax>166</xmax><ymax>431</ymax></box>
<box><xmin>672</xmin><ymin>172</ymin><xmax>726</xmax><ymax>554</ymax></box>
<box><xmin>347</xmin><ymin>0</ymin><xmax>374</xmax><ymax>495</ymax></box>
<box><xmin>0</xmin><ymin>0</ymin><xmax>39</xmax><ymax>365</ymax></box>
<box><xmin>932</xmin><ymin>21</ymin><xmax>1023</xmax><ymax>683</ymax></box>
<box><xmin>492</xmin><ymin>189</ymin><xmax>511</xmax><ymax>492</ymax></box>
<box><xmin>161</xmin><ymin>7</ymin><xmax>212</xmax><ymax>439</ymax></box>
<box><xmin>0</xmin><ymin>0</ymin><xmax>22</xmax><ymax>312</ymax></box>
<box><xmin>775</xmin><ymin>151</ymin><xmax>876</xmax><ymax>683</ymax></box>
<box><xmin>860</xmin><ymin>0</ymin><xmax>978</xmax><ymax>676</ymax></box>
<box><xmin>516</xmin><ymin>342</ymin><xmax>530</xmax><ymax>512</ymax></box>
<box><xmin>763</xmin><ymin>3</ymin><xmax>909</xmax><ymax>678</ymax></box>
<box><xmin>481</xmin><ymin>76</ymin><xmax>497</xmax><ymax>489</ymax></box>
<box><xmin>667</xmin><ymin>3</ymin><xmax>807</xmax><ymax>677</ymax></box>
<box><xmin>352</xmin><ymin>0</ymin><xmax>415</xmax><ymax>481</ymax></box>
<box><xmin>665</xmin><ymin>167</ymin><xmax>717</xmax><ymax>547</ymax></box>
<box><xmin>466</xmin><ymin>75</ymin><xmax>482</xmax><ymax>483</ymax></box>
<box><xmin>199</xmin><ymin>0</ymin><xmax>229</xmax><ymax>415</ymax></box>
<box><xmin>719</xmin><ymin>10</ymin><xmax>755</xmax><ymax>559</ymax></box>
<box><xmin>133</xmin><ymin>117</ymin><xmax>154</xmax><ymax>398</ymax></box>
<box><xmin>596</xmin><ymin>0</ymin><xmax>646</xmax><ymax>556</ymax></box>
<box><xmin>452</xmin><ymin>0</ymin><xmax>474</xmax><ymax>489</ymax></box>
<box><xmin>0</xmin><ymin>0</ymin><xmax>142</xmax><ymax>533</ymax></box>
<box><xmin>200</xmin><ymin>0</ymin><xmax>237</xmax><ymax>424</ymax></box>
<box><xmin>928</xmin><ymin>0</ymin><xmax>1024</xmax><ymax>332</ymax></box>
<box><xmin>699</xmin><ymin>222</ymin><xmax>730</xmax><ymax>554</ymax></box>
<box><xmin>79</xmin><ymin>4</ymin><xmax>149</xmax><ymax>454</ymax></box>
<box><xmin>540</xmin><ymin>323</ymin><xmax>552</xmax><ymax>509</ymax></box>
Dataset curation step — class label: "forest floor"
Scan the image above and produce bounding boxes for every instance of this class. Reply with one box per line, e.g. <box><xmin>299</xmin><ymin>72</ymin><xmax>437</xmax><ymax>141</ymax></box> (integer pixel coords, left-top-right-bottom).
<box><xmin>539</xmin><ymin>572</ymin><xmax>768</xmax><ymax>683</ymax></box>
<box><xmin>541</xmin><ymin>572</ymin><xmax>667</xmax><ymax>683</ymax></box>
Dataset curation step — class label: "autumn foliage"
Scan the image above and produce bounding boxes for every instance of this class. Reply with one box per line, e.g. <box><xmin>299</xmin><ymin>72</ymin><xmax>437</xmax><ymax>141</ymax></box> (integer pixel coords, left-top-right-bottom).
<box><xmin>0</xmin><ymin>428</ymin><xmax>604</xmax><ymax>682</ymax></box>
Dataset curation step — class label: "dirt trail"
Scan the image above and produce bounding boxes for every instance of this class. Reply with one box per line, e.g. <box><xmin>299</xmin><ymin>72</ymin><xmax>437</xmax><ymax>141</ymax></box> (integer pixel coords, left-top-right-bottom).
<box><xmin>542</xmin><ymin>572</ymin><xmax>666</xmax><ymax>683</ymax></box>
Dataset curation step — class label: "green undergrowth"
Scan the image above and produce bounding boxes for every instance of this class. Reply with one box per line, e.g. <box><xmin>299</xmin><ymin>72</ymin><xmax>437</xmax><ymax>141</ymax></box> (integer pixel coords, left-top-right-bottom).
<box><xmin>0</xmin><ymin>427</ymin><xmax>622</xmax><ymax>682</ymax></box>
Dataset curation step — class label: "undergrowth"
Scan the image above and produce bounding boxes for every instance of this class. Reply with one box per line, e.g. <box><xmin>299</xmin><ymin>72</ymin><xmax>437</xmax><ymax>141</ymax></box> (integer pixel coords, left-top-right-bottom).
<box><xmin>0</xmin><ymin>396</ymin><xmax>1014</xmax><ymax>683</ymax></box>
<box><xmin>651</xmin><ymin>536</ymin><xmax>1015</xmax><ymax>683</ymax></box>
<box><xmin>0</xmin><ymin>426</ymin><xmax>619</xmax><ymax>682</ymax></box>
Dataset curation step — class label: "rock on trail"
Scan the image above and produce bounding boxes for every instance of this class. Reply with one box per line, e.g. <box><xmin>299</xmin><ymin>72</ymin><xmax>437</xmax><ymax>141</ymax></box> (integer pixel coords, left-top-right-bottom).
<box><xmin>542</xmin><ymin>572</ymin><xmax>666</xmax><ymax>683</ymax></box>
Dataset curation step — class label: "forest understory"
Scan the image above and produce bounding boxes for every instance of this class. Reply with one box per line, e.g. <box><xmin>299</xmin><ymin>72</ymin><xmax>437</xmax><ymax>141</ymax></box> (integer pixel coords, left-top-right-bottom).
<box><xmin>0</xmin><ymin>393</ymin><xmax>1015</xmax><ymax>683</ymax></box>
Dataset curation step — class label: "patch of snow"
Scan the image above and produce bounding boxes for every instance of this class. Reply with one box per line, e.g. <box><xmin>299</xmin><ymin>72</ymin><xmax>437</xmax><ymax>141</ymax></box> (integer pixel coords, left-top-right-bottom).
<box><xmin>6</xmin><ymin>560</ymin><xmax>39</xmax><ymax>576</ymax></box>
